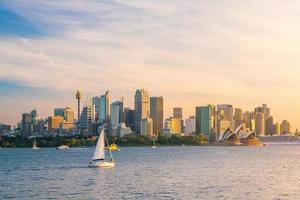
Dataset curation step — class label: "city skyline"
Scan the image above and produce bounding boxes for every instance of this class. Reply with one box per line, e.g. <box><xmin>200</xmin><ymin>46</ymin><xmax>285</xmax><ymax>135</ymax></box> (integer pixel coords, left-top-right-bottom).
<box><xmin>1</xmin><ymin>1</ymin><xmax>300</xmax><ymax>129</ymax></box>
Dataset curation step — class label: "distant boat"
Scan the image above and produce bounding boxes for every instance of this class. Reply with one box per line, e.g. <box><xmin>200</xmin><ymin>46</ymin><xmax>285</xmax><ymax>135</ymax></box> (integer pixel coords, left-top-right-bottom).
<box><xmin>108</xmin><ymin>143</ymin><xmax>120</xmax><ymax>152</ymax></box>
<box><xmin>88</xmin><ymin>126</ymin><xmax>115</xmax><ymax>168</ymax></box>
<box><xmin>56</xmin><ymin>144</ymin><xmax>69</xmax><ymax>150</ymax></box>
<box><xmin>151</xmin><ymin>139</ymin><xmax>157</xmax><ymax>149</ymax></box>
<box><xmin>32</xmin><ymin>140</ymin><xmax>40</xmax><ymax>150</ymax></box>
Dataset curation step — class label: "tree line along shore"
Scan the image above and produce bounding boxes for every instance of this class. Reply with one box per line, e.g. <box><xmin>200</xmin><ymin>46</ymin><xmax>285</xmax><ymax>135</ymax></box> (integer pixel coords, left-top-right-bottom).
<box><xmin>0</xmin><ymin>134</ymin><xmax>209</xmax><ymax>148</ymax></box>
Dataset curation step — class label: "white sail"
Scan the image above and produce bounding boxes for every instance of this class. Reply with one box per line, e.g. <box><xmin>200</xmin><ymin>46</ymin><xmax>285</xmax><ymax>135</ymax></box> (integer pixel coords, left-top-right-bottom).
<box><xmin>92</xmin><ymin>128</ymin><xmax>105</xmax><ymax>161</ymax></box>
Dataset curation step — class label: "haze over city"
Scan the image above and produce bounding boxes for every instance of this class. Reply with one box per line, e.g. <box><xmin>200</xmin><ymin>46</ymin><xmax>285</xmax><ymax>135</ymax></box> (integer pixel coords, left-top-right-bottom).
<box><xmin>0</xmin><ymin>0</ymin><xmax>300</xmax><ymax>130</ymax></box>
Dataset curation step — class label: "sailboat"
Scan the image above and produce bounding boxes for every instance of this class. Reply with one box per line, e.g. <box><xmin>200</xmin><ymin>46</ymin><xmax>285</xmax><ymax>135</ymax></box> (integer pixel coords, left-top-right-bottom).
<box><xmin>88</xmin><ymin>126</ymin><xmax>115</xmax><ymax>168</ymax></box>
<box><xmin>32</xmin><ymin>140</ymin><xmax>40</xmax><ymax>150</ymax></box>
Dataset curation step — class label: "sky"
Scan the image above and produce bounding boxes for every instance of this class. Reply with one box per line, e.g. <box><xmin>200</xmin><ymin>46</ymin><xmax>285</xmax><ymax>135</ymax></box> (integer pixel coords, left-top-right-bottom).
<box><xmin>0</xmin><ymin>0</ymin><xmax>300</xmax><ymax>129</ymax></box>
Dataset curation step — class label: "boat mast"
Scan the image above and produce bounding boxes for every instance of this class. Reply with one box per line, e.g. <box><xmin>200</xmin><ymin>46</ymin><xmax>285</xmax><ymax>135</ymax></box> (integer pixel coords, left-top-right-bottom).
<box><xmin>104</xmin><ymin>131</ymin><xmax>114</xmax><ymax>162</ymax></box>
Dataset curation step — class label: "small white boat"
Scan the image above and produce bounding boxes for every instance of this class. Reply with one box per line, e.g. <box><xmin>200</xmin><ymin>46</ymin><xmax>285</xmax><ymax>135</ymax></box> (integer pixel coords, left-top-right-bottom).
<box><xmin>32</xmin><ymin>140</ymin><xmax>40</xmax><ymax>150</ymax></box>
<box><xmin>151</xmin><ymin>138</ymin><xmax>157</xmax><ymax>149</ymax></box>
<box><xmin>56</xmin><ymin>144</ymin><xmax>69</xmax><ymax>150</ymax></box>
<box><xmin>88</xmin><ymin>126</ymin><xmax>115</xmax><ymax>168</ymax></box>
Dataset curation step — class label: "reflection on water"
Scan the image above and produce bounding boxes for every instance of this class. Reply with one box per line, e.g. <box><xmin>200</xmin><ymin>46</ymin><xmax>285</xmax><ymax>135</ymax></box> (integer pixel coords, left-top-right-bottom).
<box><xmin>1</xmin><ymin>146</ymin><xmax>300</xmax><ymax>199</ymax></box>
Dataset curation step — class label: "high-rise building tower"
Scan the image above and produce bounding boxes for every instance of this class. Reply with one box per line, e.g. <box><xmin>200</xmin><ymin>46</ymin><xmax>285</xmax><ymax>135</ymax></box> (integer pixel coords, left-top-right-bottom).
<box><xmin>280</xmin><ymin>120</ymin><xmax>291</xmax><ymax>134</ymax></box>
<box><xmin>92</xmin><ymin>96</ymin><xmax>101</xmax><ymax>123</ymax></box>
<box><xmin>255</xmin><ymin>112</ymin><xmax>265</xmax><ymax>136</ymax></box>
<box><xmin>134</xmin><ymin>89</ymin><xmax>150</xmax><ymax>134</ymax></box>
<box><xmin>99</xmin><ymin>91</ymin><xmax>111</xmax><ymax>124</ymax></box>
<box><xmin>217</xmin><ymin>104</ymin><xmax>234</xmax><ymax>129</ymax></box>
<box><xmin>110</xmin><ymin>100</ymin><xmax>124</xmax><ymax>127</ymax></box>
<box><xmin>196</xmin><ymin>105</ymin><xmax>216</xmax><ymax>139</ymax></box>
<box><xmin>21</xmin><ymin>113</ymin><xmax>33</xmax><ymax>137</ymax></box>
<box><xmin>79</xmin><ymin>104</ymin><xmax>95</xmax><ymax>135</ymax></box>
<box><xmin>243</xmin><ymin>111</ymin><xmax>252</xmax><ymax>129</ymax></box>
<box><xmin>76</xmin><ymin>90</ymin><xmax>82</xmax><ymax>121</ymax></box>
<box><xmin>266</xmin><ymin>116</ymin><xmax>274</xmax><ymax>136</ymax></box>
<box><xmin>234</xmin><ymin>108</ymin><xmax>243</xmax><ymax>128</ymax></box>
<box><xmin>150</xmin><ymin>96</ymin><xmax>164</xmax><ymax>136</ymax></box>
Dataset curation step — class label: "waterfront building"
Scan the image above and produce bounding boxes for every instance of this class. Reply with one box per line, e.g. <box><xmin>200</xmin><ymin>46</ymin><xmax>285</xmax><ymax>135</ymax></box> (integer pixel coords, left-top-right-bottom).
<box><xmin>141</xmin><ymin>118</ymin><xmax>153</xmax><ymax>137</ymax></box>
<box><xmin>21</xmin><ymin>113</ymin><xmax>33</xmax><ymax>137</ymax></box>
<box><xmin>185</xmin><ymin>116</ymin><xmax>195</xmax><ymax>136</ymax></box>
<box><xmin>134</xmin><ymin>89</ymin><xmax>150</xmax><ymax>134</ymax></box>
<box><xmin>110</xmin><ymin>100</ymin><xmax>123</xmax><ymax>127</ymax></box>
<box><xmin>280</xmin><ymin>120</ymin><xmax>291</xmax><ymax>134</ymax></box>
<box><xmin>217</xmin><ymin>104</ymin><xmax>234</xmax><ymax>129</ymax></box>
<box><xmin>99</xmin><ymin>91</ymin><xmax>110</xmax><ymax>124</ymax></box>
<box><xmin>255</xmin><ymin>112</ymin><xmax>265</xmax><ymax>136</ymax></box>
<box><xmin>196</xmin><ymin>105</ymin><xmax>216</xmax><ymax>138</ymax></box>
<box><xmin>79</xmin><ymin>104</ymin><xmax>96</xmax><ymax>135</ymax></box>
<box><xmin>265</xmin><ymin>116</ymin><xmax>274</xmax><ymax>136</ymax></box>
<box><xmin>273</xmin><ymin>122</ymin><xmax>280</xmax><ymax>135</ymax></box>
<box><xmin>169</xmin><ymin>117</ymin><xmax>182</xmax><ymax>135</ymax></box>
<box><xmin>150</xmin><ymin>96</ymin><xmax>164</xmax><ymax>135</ymax></box>
<box><xmin>48</xmin><ymin>116</ymin><xmax>64</xmax><ymax>131</ymax></box>
<box><xmin>54</xmin><ymin>108</ymin><xmax>65</xmax><ymax>117</ymax></box>
<box><xmin>173</xmin><ymin>107</ymin><xmax>182</xmax><ymax>119</ymax></box>
<box><xmin>124</xmin><ymin>108</ymin><xmax>135</xmax><ymax>131</ymax></box>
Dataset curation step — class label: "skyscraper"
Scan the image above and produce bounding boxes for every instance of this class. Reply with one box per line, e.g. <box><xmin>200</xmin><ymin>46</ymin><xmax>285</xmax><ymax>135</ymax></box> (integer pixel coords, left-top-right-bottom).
<box><xmin>92</xmin><ymin>96</ymin><xmax>101</xmax><ymax>123</ymax></box>
<box><xmin>234</xmin><ymin>108</ymin><xmax>243</xmax><ymax>128</ymax></box>
<box><xmin>173</xmin><ymin>107</ymin><xmax>182</xmax><ymax>119</ymax></box>
<box><xmin>243</xmin><ymin>111</ymin><xmax>252</xmax><ymax>129</ymax></box>
<box><xmin>110</xmin><ymin>100</ymin><xmax>123</xmax><ymax>127</ymax></box>
<box><xmin>196</xmin><ymin>105</ymin><xmax>215</xmax><ymax>139</ymax></box>
<box><xmin>21</xmin><ymin>113</ymin><xmax>33</xmax><ymax>137</ymax></box>
<box><xmin>134</xmin><ymin>89</ymin><xmax>150</xmax><ymax>134</ymax></box>
<box><xmin>265</xmin><ymin>116</ymin><xmax>274</xmax><ymax>135</ymax></box>
<box><xmin>217</xmin><ymin>104</ymin><xmax>234</xmax><ymax>129</ymax></box>
<box><xmin>273</xmin><ymin>123</ymin><xmax>280</xmax><ymax>135</ymax></box>
<box><xmin>150</xmin><ymin>96</ymin><xmax>164</xmax><ymax>135</ymax></box>
<box><xmin>99</xmin><ymin>91</ymin><xmax>110</xmax><ymax>124</ymax></box>
<box><xmin>124</xmin><ymin>108</ymin><xmax>135</xmax><ymax>131</ymax></box>
<box><xmin>255</xmin><ymin>112</ymin><xmax>265</xmax><ymax>136</ymax></box>
<box><xmin>79</xmin><ymin>104</ymin><xmax>96</xmax><ymax>135</ymax></box>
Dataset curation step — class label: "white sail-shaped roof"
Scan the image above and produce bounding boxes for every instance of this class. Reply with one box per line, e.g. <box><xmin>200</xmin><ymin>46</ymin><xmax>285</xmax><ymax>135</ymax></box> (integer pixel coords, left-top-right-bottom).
<box><xmin>92</xmin><ymin>128</ymin><xmax>105</xmax><ymax>161</ymax></box>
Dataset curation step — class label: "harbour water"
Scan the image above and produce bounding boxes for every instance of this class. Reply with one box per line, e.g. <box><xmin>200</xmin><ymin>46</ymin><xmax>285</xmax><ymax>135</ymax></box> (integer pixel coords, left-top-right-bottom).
<box><xmin>1</xmin><ymin>145</ymin><xmax>300</xmax><ymax>200</ymax></box>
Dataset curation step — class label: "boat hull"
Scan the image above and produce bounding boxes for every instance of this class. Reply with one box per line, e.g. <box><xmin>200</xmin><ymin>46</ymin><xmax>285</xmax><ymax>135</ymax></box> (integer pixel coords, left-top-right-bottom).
<box><xmin>88</xmin><ymin>161</ymin><xmax>115</xmax><ymax>168</ymax></box>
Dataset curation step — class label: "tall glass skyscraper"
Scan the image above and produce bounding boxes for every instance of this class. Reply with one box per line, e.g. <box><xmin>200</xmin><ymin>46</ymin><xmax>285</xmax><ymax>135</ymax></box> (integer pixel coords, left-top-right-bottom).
<box><xmin>99</xmin><ymin>91</ymin><xmax>110</xmax><ymax>125</ymax></box>
<box><xmin>110</xmin><ymin>100</ymin><xmax>123</xmax><ymax>127</ymax></box>
<box><xmin>196</xmin><ymin>105</ymin><xmax>215</xmax><ymax>139</ymax></box>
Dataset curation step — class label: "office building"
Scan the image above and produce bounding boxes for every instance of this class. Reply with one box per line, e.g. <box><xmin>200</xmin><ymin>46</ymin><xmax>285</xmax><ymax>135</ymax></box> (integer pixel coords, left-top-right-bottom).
<box><xmin>265</xmin><ymin>116</ymin><xmax>274</xmax><ymax>136</ymax></box>
<box><xmin>150</xmin><ymin>96</ymin><xmax>164</xmax><ymax>135</ymax></box>
<box><xmin>21</xmin><ymin>113</ymin><xmax>33</xmax><ymax>137</ymax></box>
<box><xmin>110</xmin><ymin>100</ymin><xmax>123</xmax><ymax>127</ymax></box>
<box><xmin>243</xmin><ymin>111</ymin><xmax>252</xmax><ymax>129</ymax></box>
<box><xmin>48</xmin><ymin>116</ymin><xmax>64</xmax><ymax>131</ymax></box>
<box><xmin>255</xmin><ymin>112</ymin><xmax>265</xmax><ymax>136</ymax></box>
<box><xmin>99</xmin><ymin>91</ymin><xmax>110</xmax><ymax>124</ymax></box>
<box><xmin>196</xmin><ymin>105</ymin><xmax>216</xmax><ymax>138</ymax></box>
<box><xmin>92</xmin><ymin>96</ymin><xmax>101</xmax><ymax>123</ymax></box>
<box><xmin>217</xmin><ymin>104</ymin><xmax>234</xmax><ymax>129</ymax></box>
<box><xmin>124</xmin><ymin>108</ymin><xmax>135</xmax><ymax>131</ymax></box>
<box><xmin>169</xmin><ymin>117</ymin><xmax>182</xmax><ymax>135</ymax></box>
<box><xmin>134</xmin><ymin>89</ymin><xmax>150</xmax><ymax>134</ymax></box>
<box><xmin>234</xmin><ymin>108</ymin><xmax>243</xmax><ymax>128</ymax></box>
<box><xmin>54</xmin><ymin>108</ymin><xmax>65</xmax><ymax>117</ymax></box>
<box><xmin>79</xmin><ymin>104</ymin><xmax>96</xmax><ymax>135</ymax></box>
<box><xmin>173</xmin><ymin>107</ymin><xmax>182</xmax><ymax>119</ymax></box>
<box><xmin>185</xmin><ymin>116</ymin><xmax>195</xmax><ymax>136</ymax></box>
<box><xmin>273</xmin><ymin>123</ymin><xmax>280</xmax><ymax>135</ymax></box>
<box><xmin>141</xmin><ymin>118</ymin><xmax>153</xmax><ymax>137</ymax></box>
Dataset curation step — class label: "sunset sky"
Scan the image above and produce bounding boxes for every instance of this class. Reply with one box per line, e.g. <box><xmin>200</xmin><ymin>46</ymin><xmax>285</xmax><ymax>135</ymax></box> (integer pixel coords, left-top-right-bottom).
<box><xmin>0</xmin><ymin>0</ymin><xmax>300</xmax><ymax>129</ymax></box>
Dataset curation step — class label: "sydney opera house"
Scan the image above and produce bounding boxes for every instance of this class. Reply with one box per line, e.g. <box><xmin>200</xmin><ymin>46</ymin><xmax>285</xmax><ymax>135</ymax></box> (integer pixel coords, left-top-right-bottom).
<box><xmin>218</xmin><ymin>123</ymin><xmax>261</xmax><ymax>145</ymax></box>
